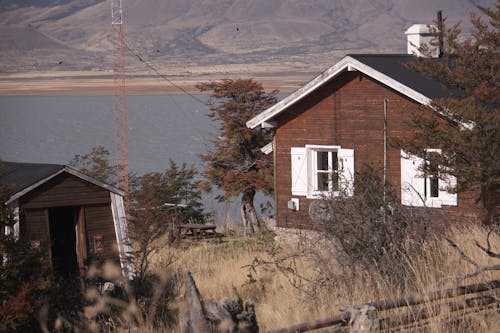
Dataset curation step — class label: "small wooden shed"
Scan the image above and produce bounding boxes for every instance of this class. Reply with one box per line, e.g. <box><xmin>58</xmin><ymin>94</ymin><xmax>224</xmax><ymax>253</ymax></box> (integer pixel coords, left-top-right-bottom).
<box><xmin>1</xmin><ymin>161</ymin><xmax>133</xmax><ymax>279</ymax></box>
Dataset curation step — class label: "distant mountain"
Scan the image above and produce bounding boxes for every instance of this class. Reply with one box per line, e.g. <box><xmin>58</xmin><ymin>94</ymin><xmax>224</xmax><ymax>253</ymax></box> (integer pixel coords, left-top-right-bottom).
<box><xmin>0</xmin><ymin>0</ymin><xmax>494</xmax><ymax>74</ymax></box>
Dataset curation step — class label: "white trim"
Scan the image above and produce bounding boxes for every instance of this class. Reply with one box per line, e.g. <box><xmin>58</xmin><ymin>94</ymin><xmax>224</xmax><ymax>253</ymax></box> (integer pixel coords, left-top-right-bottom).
<box><xmin>291</xmin><ymin>147</ymin><xmax>308</xmax><ymax>196</ymax></box>
<box><xmin>110</xmin><ymin>192</ymin><xmax>135</xmax><ymax>279</ymax></box>
<box><xmin>305</xmin><ymin>144</ymin><xmax>342</xmax><ymax>150</ymax></box>
<box><xmin>247</xmin><ymin>56</ymin><xmax>433</xmax><ymax>129</ymax></box>
<box><xmin>5</xmin><ymin>166</ymin><xmax>125</xmax><ymax>205</ymax></box>
<box><xmin>4</xmin><ymin>202</ymin><xmax>19</xmax><ymax>240</ymax></box>
<box><xmin>12</xmin><ymin>206</ymin><xmax>19</xmax><ymax>239</ymax></box>
<box><xmin>262</xmin><ymin>121</ymin><xmax>277</xmax><ymax>128</ymax></box>
<box><xmin>338</xmin><ymin>148</ymin><xmax>355</xmax><ymax>197</ymax></box>
<box><xmin>290</xmin><ymin>145</ymin><xmax>355</xmax><ymax>199</ymax></box>
<box><xmin>261</xmin><ymin>142</ymin><xmax>274</xmax><ymax>155</ymax></box>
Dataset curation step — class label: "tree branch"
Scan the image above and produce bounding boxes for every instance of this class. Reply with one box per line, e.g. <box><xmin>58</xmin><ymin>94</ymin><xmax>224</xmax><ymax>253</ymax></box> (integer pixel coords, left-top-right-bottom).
<box><xmin>454</xmin><ymin>264</ymin><xmax>500</xmax><ymax>281</ymax></box>
<box><xmin>445</xmin><ymin>237</ymin><xmax>500</xmax><ymax>282</ymax></box>
<box><xmin>446</xmin><ymin>238</ymin><xmax>479</xmax><ymax>269</ymax></box>
<box><xmin>475</xmin><ymin>238</ymin><xmax>500</xmax><ymax>259</ymax></box>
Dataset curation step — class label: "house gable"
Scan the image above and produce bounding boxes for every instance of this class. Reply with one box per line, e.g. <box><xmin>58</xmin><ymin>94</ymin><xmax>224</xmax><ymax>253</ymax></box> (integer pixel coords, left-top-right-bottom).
<box><xmin>247</xmin><ymin>54</ymin><xmax>458</xmax><ymax>130</ymax></box>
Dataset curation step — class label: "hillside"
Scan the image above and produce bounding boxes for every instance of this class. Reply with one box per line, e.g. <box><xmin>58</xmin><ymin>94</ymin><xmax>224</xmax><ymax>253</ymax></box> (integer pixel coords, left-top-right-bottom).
<box><xmin>0</xmin><ymin>0</ymin><xmax>495</xmax><ymax>77</ymax></box>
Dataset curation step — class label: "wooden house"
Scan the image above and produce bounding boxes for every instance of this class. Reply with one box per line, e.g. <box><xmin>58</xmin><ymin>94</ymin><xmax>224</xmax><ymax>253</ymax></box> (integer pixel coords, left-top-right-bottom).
<box><xmin>247</xmin><ymin>25</ymin><xmax>483</xmax><ymax>229</ymax></box>
<box><xmin>1</xmin><ymin>161</ymin><xmax>133</xmax><ymax>279</ymax></box>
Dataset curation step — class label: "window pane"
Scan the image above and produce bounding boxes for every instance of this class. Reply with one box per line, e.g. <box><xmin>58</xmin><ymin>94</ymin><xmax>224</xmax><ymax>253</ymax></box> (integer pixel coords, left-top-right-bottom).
<box><xmin>317</xmin><ymin>172</ymin><xmax>329</xmax><ymax>191</ymax></box>
<box><xmin>430</xmin><ymin>177</ymin><xmax>439</xmax><ymax>198</ymax></box>
<box><xmin>317</xmin><ymin>151</ymin><xmax>329</xmax><ymax>171</ymax></box>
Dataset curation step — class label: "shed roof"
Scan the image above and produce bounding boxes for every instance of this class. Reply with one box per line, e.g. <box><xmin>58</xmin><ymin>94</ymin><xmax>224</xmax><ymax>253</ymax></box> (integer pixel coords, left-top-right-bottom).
<box><xmin>247</xmin><ymin>54</ymin><xmax>459</xmax><ymax>129</ymax></box>
<box><xmin>1</xmin><ymin>161</ymin><xmax>125</xmax><ymax>204</ymax></box>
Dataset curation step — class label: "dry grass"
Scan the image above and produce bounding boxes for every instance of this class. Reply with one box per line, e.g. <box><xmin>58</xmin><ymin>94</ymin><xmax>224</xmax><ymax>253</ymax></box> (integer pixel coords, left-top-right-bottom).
<box><xmin>145</xmin><ymin>223</ymin><xmax>500</xmax><ymax>332</ymax></box>
<box><xmin>35</xmin><ymin>225</ymin><xmax>498</xmax><ymax>332</ymax></box>
<box><xmin>63</xmin><ymin>224</ymin><xmax>499</xmax><ymax>332</ymax></box>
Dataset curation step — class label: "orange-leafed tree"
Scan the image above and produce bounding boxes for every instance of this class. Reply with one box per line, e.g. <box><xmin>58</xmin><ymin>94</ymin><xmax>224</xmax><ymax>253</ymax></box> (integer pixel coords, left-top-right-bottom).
<box><xmin>197</xmin><ymin>79</ymin><xmax>277</xmax><ymax>234</ymax></box>
<box><xmin>401</xmin><ymin>2</ymin><xmax>500</xmax><ymax>223</ymax></box>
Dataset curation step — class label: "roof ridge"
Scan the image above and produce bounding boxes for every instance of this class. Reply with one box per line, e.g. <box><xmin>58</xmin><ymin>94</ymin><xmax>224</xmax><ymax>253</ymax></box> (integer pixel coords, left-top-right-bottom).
<box><xmin>347</xmin><ymin>53</ymin><xmax>414</xmax><ymax>57</ymax></box>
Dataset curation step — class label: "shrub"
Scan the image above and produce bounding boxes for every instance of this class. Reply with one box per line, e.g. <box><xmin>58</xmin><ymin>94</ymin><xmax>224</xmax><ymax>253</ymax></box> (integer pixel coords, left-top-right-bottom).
<box><xmin>321</xmin><ymin>166</ymin><xmax>450</xmax><ymax>286</ymax></box>
<box><xmin>0</xmin><ymin>234</ymin><xmax>51</xmax><ymax>332</ymax></box>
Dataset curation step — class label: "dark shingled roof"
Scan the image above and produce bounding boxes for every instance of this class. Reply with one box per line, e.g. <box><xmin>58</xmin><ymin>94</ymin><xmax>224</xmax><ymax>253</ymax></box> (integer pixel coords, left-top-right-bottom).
<box><xmin>348</xmin><ymin>54</ymin><xmax>461</xmax><ymax>99</ymax></box>
<box><xmin>1</xmin><ymin>161</ymin><xmax>65</xmax><ymax>195</ymax></box>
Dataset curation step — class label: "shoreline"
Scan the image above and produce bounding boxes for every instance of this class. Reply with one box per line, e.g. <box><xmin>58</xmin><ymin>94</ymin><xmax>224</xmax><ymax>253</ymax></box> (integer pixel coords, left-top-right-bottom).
<box><xmin>0</xmin><ymin>70</ymin><xmax>317</xmax><ymax>96</ymax></box>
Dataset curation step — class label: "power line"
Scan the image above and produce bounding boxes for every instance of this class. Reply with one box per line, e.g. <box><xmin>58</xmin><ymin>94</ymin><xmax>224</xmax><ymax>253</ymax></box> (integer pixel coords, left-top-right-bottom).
<box><xmin>121</xmin><ymin>37</ymin><xmax>218</xmax><ymax>164</ymax></box>
<box><xmin>122</xmin><ymin>38</ymin><xmax>208</xmax><ymax>106</ymax></box>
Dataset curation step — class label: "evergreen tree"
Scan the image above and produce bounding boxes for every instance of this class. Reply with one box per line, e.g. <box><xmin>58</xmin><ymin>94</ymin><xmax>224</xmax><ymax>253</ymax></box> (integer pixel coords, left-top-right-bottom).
<box><xmin>400</xmin><ymin>2</ymin><xmax>500</xmax><ymax>223</ymax></box>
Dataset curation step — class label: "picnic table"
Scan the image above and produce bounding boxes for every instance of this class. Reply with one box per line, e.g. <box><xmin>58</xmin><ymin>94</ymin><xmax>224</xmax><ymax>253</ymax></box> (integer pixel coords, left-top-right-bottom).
<box><xmin>175</xmin><ymin>223</ymin><xmax>222</xmax><ymax>239</ymax></box>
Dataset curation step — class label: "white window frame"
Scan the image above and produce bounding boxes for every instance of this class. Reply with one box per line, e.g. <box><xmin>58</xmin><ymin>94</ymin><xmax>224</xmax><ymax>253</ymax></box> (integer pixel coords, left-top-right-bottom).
<box><xmin>401</xmin><ymin>149</ymin><xmax>457</xmax><ymax>208</ymax></box>
<box><xmin>306</xmin><ymin>145</ymin><xmax>341</xmax><ymax>198</ymax></box>
<box><xmin>291</xmin><ymin>145</ymin><xmax>354</xmax><ymax>199</ymax></box>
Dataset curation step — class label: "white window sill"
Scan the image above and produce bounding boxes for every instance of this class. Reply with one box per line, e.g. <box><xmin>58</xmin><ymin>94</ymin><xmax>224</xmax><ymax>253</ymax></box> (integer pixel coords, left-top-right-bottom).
<box><xmin>306</xmin><ymin>191</ymin><xmax>341</xmax><ymax>199</ymax></box>
<box><xmin>402</xmin><ymin>198</ymin><xmax>457</xmax><ymax>208</ymax></box>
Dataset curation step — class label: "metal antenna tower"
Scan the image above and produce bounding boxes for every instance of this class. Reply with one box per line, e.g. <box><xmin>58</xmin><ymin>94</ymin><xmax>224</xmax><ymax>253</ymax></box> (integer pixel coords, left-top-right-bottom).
<box><xmin>111</xmin><ymin>0</ymin><xmax>129</xmax><ymax>211</ymax></box>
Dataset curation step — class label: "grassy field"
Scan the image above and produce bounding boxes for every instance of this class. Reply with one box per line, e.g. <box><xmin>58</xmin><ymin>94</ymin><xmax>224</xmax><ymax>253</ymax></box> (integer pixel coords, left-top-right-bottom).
<box><xmin>143</xmin><ymin>224</ymin><xmax>500</xmax><ymax>332</ymax></box>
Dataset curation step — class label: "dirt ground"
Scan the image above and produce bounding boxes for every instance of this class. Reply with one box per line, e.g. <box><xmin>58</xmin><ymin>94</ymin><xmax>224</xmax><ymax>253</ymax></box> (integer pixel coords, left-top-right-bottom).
<box><xmin>0</xmin><ymin>70</ymin><xmax>317</xmax><ymax>96</ymax></box>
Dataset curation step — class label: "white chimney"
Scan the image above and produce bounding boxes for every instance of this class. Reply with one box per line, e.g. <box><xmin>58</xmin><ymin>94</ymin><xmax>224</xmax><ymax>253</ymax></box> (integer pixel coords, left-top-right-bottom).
<box><xmin>405</xmin><ymin>24</ymin><xmax>438</xmax><ymax>57</ymax></box>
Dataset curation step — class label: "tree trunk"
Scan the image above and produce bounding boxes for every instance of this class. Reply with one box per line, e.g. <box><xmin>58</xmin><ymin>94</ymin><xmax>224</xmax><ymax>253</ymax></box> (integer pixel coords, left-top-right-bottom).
<box><xmin>240</xmin><ymin>190</ymin><xmax>260</xmax><ymax>235</ymax></box>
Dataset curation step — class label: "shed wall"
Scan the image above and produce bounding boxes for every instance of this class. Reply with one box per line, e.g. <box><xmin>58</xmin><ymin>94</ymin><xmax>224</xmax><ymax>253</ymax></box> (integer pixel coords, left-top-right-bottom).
<box><xmin>21</xmin><ymin>208</ymin><xmax>49</xmax><ymax>244</ymax></box>
<box><xmin>18</xmin><ymin>172</ymin><xmax>120</xmax><ymax>268</ymax></box>
<box><xmin>84</xmin><ymin>204</ymin><xmax>120</xmax><ymax>263</ymax></box>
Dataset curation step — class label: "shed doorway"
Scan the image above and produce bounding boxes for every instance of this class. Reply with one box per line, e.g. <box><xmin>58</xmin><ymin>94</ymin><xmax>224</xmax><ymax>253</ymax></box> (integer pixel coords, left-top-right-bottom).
<box><xmin>49</xmin><ymin>206</ymin><xmax>83</xmax><ymax>278</ymax></box>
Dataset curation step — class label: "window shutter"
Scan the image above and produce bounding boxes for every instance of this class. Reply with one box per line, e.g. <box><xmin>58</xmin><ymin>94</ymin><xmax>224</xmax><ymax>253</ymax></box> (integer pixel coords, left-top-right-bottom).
<box><xmin>291</xmin><ymin>147</ymin><xmax>307</xmax><ymax>196</ymax></box>
<box><xmin>338</xmin><ymin>148</ymin><xmax>354</xmax><ymax>196</ymax></box>
<box><xmin>400</xmin><ymin>150</ymin><xmax>426</xmax><ymax>206</ymax></box>
<box><xmin>439</xmin><ymin>174</ymin><xmax>458</xmax><ymax>206</ymax></box>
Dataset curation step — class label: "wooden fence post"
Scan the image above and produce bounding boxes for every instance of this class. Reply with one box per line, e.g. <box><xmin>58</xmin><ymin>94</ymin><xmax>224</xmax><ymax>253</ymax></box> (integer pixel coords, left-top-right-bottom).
<box><xmin>348</xmin><ymin>305</ymin><xmax>379</xmax><ymax>333</ymax></box>
<box><xmin>180</xmin><ymin>270</ymin><xmax>210</xmax><ymax>333</ymax></box>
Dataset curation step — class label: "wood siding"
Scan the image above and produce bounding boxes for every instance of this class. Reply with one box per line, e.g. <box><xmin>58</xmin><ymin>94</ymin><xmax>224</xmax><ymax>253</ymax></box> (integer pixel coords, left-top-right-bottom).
<box><xmin>21</xmin><ymin>208</ymin><xmax>49</xmax><ymax>244</ymax></box>
<box><xmin>19</xmin><ymin>173</ymin><xmax>111</xmax><ymax>209</ymax></box>
<box><xmin>273</xmin><ymin>71</ymin><xmax>482</xmax><ymax>228</ymax></box>
<box><xmin>84</xmin><ymin>204</ymin><xmax>120</xmax><ymax>263</ymax></box>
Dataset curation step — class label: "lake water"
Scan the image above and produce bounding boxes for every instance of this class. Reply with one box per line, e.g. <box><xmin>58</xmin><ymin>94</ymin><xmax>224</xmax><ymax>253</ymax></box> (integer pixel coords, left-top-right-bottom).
<box><xmin>0</xmin><ymin>95</ymin><xmax>216</xmax><ymax>173</ymax></box>
<box><xmin>0</xmin><ymin>94</ymin><xmax>268</xmax><ymax>220</ymax></box>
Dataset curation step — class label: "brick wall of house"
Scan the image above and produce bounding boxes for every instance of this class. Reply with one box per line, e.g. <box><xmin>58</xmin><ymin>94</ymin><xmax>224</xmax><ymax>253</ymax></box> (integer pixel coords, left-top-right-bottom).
<box><xmin>272</xmin><ymin>71</ymin><xmax>482</xmax><ymax>228</ymax></box>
